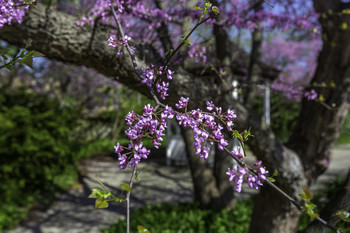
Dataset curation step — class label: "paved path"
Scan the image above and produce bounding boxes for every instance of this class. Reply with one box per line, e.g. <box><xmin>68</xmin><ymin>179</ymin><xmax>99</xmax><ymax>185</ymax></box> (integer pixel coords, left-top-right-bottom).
<box><xmin>6</xmin><ymin>146</ymin><xmax>349</xmax><ymax>233</ymax></box>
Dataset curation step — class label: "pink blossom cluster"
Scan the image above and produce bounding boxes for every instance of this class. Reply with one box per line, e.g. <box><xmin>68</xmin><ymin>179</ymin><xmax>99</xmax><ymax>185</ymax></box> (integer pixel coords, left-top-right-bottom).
<box><xmin>114</xmin><ymin>97</ymin><xmax>237</xmax><ymax>168</ymax></box>
<box><xmin>188</xmin><ymin>44</ymin><xmax>207</xmax><ymax>65</ymax></box>
<box><xmin>76</xmin><ymin>0</ymin><xmax>131</xmax><ymax>26</ymax></box>
<box><xmin>304</xmin><ymin>89</ymin><xmax>317</xmax><ymax>101</ymax></box>
<box><xmin>107</xmin><ymin>31</ymin><xmax>135</xmax><ymax>56</ymax></box>
<box><xmin>114</xmin><ymin>103</ymin><xmax>175</xmax><ymax>169</ymax></box>
<box><xmin>114</xmin><ymin>96</ymin><xmax>269</xmax><ymax>192</ymax></box>
<box><xmin>262</xmin><ymin>35</ymin><xmax>322</xmax><ymax>101</ymax></box>
<box><xmin>0</xmin><ymin>0</ymin><xmax>28</xmax><ymax>29</ymax></box>
<box><xmin>226</xmin><ymin>161</ymin><xmax>269</xmax><ymax>192</ymax></box>
<box><xmin>220</xmin><ymin>0</ymin><xmax>318</xmax><ymax>32</ymax></box>
<box><xmin>140</xmin><ymin>64</ymin><xmax>174</xmax><ymax>100</ymax></box>
<box><xmin>175</xmin><ymin>99</ymin><xmax>237</xmax><ymax>159</ymax></box>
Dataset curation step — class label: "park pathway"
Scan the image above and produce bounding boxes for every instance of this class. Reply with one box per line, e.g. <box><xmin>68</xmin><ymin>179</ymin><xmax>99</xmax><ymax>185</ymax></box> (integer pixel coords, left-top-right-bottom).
<box><xmin>6</xmin><ymin>145</ymin><xmax>350</xmax><ymax>233</ymax></box>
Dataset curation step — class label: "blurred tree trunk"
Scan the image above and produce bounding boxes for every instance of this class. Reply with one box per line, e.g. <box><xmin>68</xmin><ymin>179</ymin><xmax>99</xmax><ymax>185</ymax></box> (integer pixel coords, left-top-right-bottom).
<box><xmin>181</xmin><ymin>126</ymin><xmax>235</xmax><ymax>209</ymax></box>
<box><xmin>246</xmin><ymin>0</ymin><xmax>263</xmax><ymax>107</ymax></box>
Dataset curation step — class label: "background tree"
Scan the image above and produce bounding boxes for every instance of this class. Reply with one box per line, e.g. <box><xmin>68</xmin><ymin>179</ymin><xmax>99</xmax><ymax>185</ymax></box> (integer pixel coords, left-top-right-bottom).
<box><xmin>1</xmin><ymin>1</ymin><xmax>349</xmax><ymax>233</ymax></box>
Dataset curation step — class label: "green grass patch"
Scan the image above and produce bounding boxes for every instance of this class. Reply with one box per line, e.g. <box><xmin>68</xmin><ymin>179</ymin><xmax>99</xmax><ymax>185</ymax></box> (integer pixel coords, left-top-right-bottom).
<box><xmin>104</xmin><ymin>175</ymin><xmax>347</xmax><ymax>233</ymax></box>
<box><xmin>103</xmin><ymin>199</ymin><xmax>254</xmax><ymax>233</ymax></box>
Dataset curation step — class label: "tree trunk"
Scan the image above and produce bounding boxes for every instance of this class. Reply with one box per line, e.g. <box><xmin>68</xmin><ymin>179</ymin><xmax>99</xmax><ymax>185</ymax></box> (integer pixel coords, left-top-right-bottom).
<box><xmin>250</xmin><ymin>186</ymin><xmax>301</xmax><ymax>233</ymax></box>
<box><xmin>288</xmin><ymin>0</ymin><xmax>350</xmax><ymax>183</ymax></box>
<box><xmin>181</xmin><ymin>126</ymin><xmax>235</xmax><ymax>209</ymax></box>
<box><xmin>246</xmin><ymin>0</ymin><xmax>263</xmax><ymax>107</ymax></box>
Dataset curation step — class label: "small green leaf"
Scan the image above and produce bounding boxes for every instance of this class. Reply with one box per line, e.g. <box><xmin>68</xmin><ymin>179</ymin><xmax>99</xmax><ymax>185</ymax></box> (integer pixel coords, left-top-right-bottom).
<box><xmin>212</xmin><ymin>6</ymin><xmax>220</xmax><ymax>15</ymax></box>
<box><xmin>33</xmin><ymin>51</ymin><xmax>45</xmax><ymax>57</ymax></box>
<box><xmin>243</xmin><ymin>129</ymin><xmax>254</xmax><ymax>141</ymax></box>
<box><xmin>342</xmin><ymin>9</ymin><xmax>350</xmax><ymax>15</ymax></box>
<box><xmin>319</xmin><ymin>94</ymin><xmax>325</xmax><ymax>102</ymax></box>
<box><xmin>26</xmin><ymin>50</ymin><xmax>36</xmax><ymax>57</ymax></box>
<box><xmin>89</xmin><ymin>188</ymin><xmax>112</xmax><ymax>199</ymax></box>
<box><xmin>305</xmin><ymin>202</ymin><xmax>317</xmax><ymax>210</ymax></box>
<box><xmin>205</xmin><ymin>2</ymin><xmax>212</xmax><ymax>9</ymax></box>
<box><xmin>137</xmin><ymin>225</ymin><xmax>150</xmax><ymax>233</ymax></box>
<box><xmin>273</xmin><ymin>169</ymin><xmax>278</xmax><ymax>177</ymax></box>
<box><xmin>194</xmin><ymin>6</ymin><xmax>203</xmax><ymax>11</ymax></box>
<box><xmin>88</xmin><ymin>189</ymin><xmax>100</xmax><ymax>198</ymax></box>
<box><xmin>308</xmin><ymin>212</ymin><xmax>319</xmax><ymax>221</ymax></box>
<box><xmin>267</xmin><ymin>177</ymin><xmax>276</xmax><ymax>182</ymax></box>
<box><xmin>232</xmin><ymin>130</ymin><xmax>243</xmax><ymax>142</ymax></box>
<box><xmin>299</xmin><ymin>193</ymin><xmax>308</xmax><ymax>200</ymax></box>
<box><xmin>341</xmin><ymin>22</ymin><xmax>348</xmax><ymax>30</ymax></box>
<box><xmin>18</xmin><ymin>56</ymin><xmax>33</xmax><ymax>69</ymax></box>
<box><xmin>95</xmin><ymin>196</ymin><xmax>109</xmax><ymax>209</ymax></box>
<box><xmin>120</xmin><ymin>183</ymin><xmax>132</xmax><ymax>192</ymax></box>
<box><xmin>334</xmin><ymin>210</ymin><xmax>350</xmax><ymax>222</ymax></box>
<box><xmin>302</xmin><ymin>187</ymin><xmax>313</xmax><ymax>200</ymax></box>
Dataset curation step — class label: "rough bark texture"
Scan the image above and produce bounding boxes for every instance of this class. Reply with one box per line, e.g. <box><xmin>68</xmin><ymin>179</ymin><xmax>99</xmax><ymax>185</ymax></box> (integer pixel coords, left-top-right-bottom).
<box><xmin>1</xmin><ymin>2</ymin><xmax>350</xmax><ymax>233</ymax></box>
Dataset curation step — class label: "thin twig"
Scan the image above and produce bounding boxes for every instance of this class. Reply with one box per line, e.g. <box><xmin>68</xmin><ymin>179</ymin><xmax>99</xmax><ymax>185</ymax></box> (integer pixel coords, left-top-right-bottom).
<box><xmin>110</xmin><ymin>6</ymin><xmax>141</xmax><ymax>77</ymax></box>
<box><xmin>110</xmin><ymin>6</ymin><xmax>163</xmax><ymax>105</ymax></box>
<box><xmin>126</xmin><ymin>165</ymin><xmax>137</xmax><ymax>233</ymax></box>
<box><xmin>164</xmin><ymin>16</ymin><xmax>213</xmax><ymax>67</ymax></box>
<box><xmin>264</xmin><ymin>0</ymin><xmax>274</xmax><ymax>8</ymax></box>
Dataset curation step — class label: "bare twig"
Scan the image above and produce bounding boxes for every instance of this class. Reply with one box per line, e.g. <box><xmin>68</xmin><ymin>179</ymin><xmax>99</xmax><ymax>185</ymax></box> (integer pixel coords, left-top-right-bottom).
<box><xmin>126</xmin><ymin>165</ymin><xmax>137</xmax><ymax>233</ymax></box>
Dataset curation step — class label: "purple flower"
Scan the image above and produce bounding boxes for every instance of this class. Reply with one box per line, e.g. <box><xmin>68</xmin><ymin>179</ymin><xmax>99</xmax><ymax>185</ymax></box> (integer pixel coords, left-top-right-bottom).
<box><xmin>254</xmin><ymin>161</ymin><xmax>262</xmax><ymax>166</ymax></box>
<box><xmin>247</xmin><ymin>174</ymin><xmax>262</xmax><ymax>190</ymax></box>
<box><xmin>257</xmin><ymin>167</ymin><xmax>269</xmax><ymax>181</ymax></box>
<box><xmin>200</xmin><ymin>146</ymin><xmax>211</xmax><ymax>160</ymax></box>
<box><xmin>125</xmin><ymin>111</ymin><xmax>137</xmax><ymax>125</ymax></box>
<box><xmin>156</xmin><ymin>81</ymin><xmax>169</xmax><ymax>99</ymax></box>
<box><xmin>226</xmin><ymin>168</ymin><xmax>237</xmax><ymax>182</ymax></box>
<box><xmin>225</xmin><ymin>109</ymin><xmax>237</xmax><ymax>120</ymax></box>
<box><xmin>175</xmin><ymin>97</ymin><xmax>190</xmax><ymax>109</ymax></box>
<box><xmin>232</xmin><ymin>149</ymin><xmax>243</xmax><ymax>159</ymax></box>
<box><xmin>217</xmin><ymin>138</ymin><xmax>228</xmax><ymax>150</ymax></box>
<box><xmin>143</xmin><ymin>103</ymin><xmax>153</xmax><ymax>117</ymax></box>
<box><xmin>304</xmin><ymin>89</ymin><xmax>318</xmax><ymax>100</ymax></box>
<box><xmin>206</xmin><ymin>101</ymin><xmax>215</xmax><ymax>111</ymax></box>
<box><xmin>118</xmin><ymin>154</ymin><xmax>128</xmax><ymax>170</ymax></box>
<box><xmin>161</xmin><ymin>105</ymin><xmax>175</xmax><ymax>120</ymax></box>
<box><xmin>167</xmin><ymin>69</ymin><xmax>174</xmax><ymax>80</ymax></box>
<box><xmin>114</xmin><ymin>143</ymin><xmax>124</xmax><ymax>154</ymax></box>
